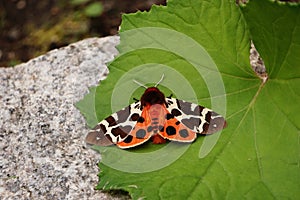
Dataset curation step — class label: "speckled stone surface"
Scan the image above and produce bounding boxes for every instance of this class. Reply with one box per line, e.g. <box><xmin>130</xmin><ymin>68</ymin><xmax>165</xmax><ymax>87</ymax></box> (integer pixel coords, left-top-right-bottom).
<box><xmin>0</xmin><ymin>36</ymin><xmax>128</xmax><ymax>199</ymax></box>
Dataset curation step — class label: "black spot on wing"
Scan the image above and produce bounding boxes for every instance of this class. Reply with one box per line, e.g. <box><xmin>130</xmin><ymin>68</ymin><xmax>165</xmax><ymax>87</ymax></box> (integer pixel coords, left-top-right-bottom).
<box><xmin>175</xmin><ymin>99</ymin><xmax>181</xmax><ymax>109</ymax></box>
<box><xmin>100</xmin><ymin>124</ymin><xmax>107</xmax><ymax>133</ymax></box>
<box><xmin>171</xmin><ymin>108</ymin><xmax>182</xmax><ymax>117</ymax></box>
<box><xmin>106</xmin><ymin>116</ymin><xmax>117</xmax><ymax>127</ymax></box>
<box><xmin>202</xmin><ymin>122</ymin><xmax>210</xmax><ymax>133</ymax></box>
<box><xmin>134</xmin><ymin>103</ymin><xmax>140</xmax><ymax>109</ymax></box>
<box><xmin>159</xmin><ymin>125</ymin><xmax>164</xmax><ymax>132</ymax></box>
<box><xmin>166</xmin><ymin>126</ymin><xmax>176</xmax><ymax>135</ymax></box>
<box><xmin>166</xmin><ymin>113</ymin><xmax>174</xmax><ymax>120</ymax></box>
<box><xmin>123</xmin><ymin>135</ymin><xmax>133</xmax><ymax>143</ymax></box>
<box><xmin>205</xmin><ymin>111</ymin><xmax>212</xmax><ymax>122</ymax></box>
<box><xmin>166</xmin><ymin>98</ymin><xmax>174</xmax><ymax>108</ymax></box>
<box><xmin>137</xmin><ymin>117</ymin><xmax>145</xmax><ymax>123</ymax></box>
<box><xmin>130</xmin><ymin>113</ymin><xmax>140</xmax><ymax>121</ymax></box>
<box><xmin>92</xmin><ymin>123</ymin><xmax>107</xmax><ymax>133</ymax></box>
<box><xmin>194</xmin><ymin>105</ymin><xmax>204</xmax><ymax>115</ymax></box>
<box><xmin>111</xmin><ymin>125</ymin><xmax>131</xmax><ymax>139</ymax></box>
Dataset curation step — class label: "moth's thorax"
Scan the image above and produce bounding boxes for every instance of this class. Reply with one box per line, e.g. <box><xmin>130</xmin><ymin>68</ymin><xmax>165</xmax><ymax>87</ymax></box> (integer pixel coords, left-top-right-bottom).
<box><xmin>140</xmin><ymin>87</ymin><xmax>166</xmax><ymax>106</ymax></box>
<box><xmin>148</xmin><ymin>104</ymin><xmax>164</xmax><ymax>118</ymax></box>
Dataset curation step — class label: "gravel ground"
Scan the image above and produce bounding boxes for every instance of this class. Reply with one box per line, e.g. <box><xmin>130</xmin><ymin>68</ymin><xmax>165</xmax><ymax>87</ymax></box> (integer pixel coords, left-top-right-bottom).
<box><xmin>0</xmin><ymin>36</ymin><xmax>129</xmax><ymax>199</ymax></box>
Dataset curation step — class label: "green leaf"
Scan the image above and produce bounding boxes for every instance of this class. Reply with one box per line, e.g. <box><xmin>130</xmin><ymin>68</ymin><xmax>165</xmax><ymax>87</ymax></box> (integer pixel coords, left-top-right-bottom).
<box><xmin>242</xmin><ymin>0</ymin><xmax>300</xmax><ymax>129</ymax></box>
<box><xmin>70</xmin><ymin>0</ymin><xmax>90</xmax><ymax>6</ymax></box>
<box><xmin>84</xmin><ymin>2</ymin><xmax>103</xmax><ymax>17</ymax></box>
<box><xmin>77</xmin><ymin>0</ymin><xmax>300</xmax><ymax>199</ymax></box>
<box><xmin>75</xmin><ymin>86</ymin><xmax>98</xmax><ymax>128</ymax></box>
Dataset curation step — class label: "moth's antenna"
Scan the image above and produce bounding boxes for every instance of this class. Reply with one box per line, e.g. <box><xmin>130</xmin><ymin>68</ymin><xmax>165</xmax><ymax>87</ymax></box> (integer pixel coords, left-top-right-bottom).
<box><xmin>155</xmin><ymin>74</ymin><xmax>165</xmax><ymax>87</ymax></box>
<box><xmin>133</xmin><ymin>79</ymin><xmax>148</xmax><ymax>89</ymax></box>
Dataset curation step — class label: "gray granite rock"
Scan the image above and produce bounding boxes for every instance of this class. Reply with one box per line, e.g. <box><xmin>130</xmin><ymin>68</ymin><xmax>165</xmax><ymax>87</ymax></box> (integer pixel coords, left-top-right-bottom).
<box><xmin>0</xmin><ymin>36</ymin><xmax>129</xmax><ymax>199</ymax></box>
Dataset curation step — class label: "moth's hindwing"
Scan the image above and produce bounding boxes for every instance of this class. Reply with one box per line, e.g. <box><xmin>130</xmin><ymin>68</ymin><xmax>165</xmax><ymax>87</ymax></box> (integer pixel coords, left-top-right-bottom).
<box><xmin>165</xmin><ymin>97</ymin><xmax>227</xmax><ymax>134</ymax></box>
<box><xmin>85</xmin><ymin>101</ymin><xmax>143</xmax><ymax>146</ymax></box>
<box><xmin>116</xmin><ymin>107</ymin><xmax>154</xmax><ymax>149</ymax></box>
<box><xmin>158</xmin><ymin>111</ymin><xmax>197</xmax><ymax>142</ymax></box>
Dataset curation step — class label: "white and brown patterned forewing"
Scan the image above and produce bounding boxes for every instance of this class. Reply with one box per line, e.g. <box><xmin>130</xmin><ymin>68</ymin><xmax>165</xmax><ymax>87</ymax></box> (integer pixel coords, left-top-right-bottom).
<box><xmin>165</xmin><ymin>97</ymin><xmax>226</xmax><ymax>134</ymax></box>
<box><xmin>85</xmin><ymin>101</ymin><xmax>143</xmax><ymax>146</ymax></box>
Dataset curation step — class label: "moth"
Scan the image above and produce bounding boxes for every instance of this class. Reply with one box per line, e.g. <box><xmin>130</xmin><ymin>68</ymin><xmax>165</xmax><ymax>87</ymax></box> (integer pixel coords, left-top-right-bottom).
<box><xmin>85</xmin><ymin>75</ymin><xmax>227</xmax><ymax>149</ymax></box>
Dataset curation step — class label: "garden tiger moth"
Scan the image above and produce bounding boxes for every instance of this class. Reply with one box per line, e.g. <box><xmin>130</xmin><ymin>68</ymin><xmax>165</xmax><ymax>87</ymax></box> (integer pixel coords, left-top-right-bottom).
<box><xmin>85</xmin><ymin>76</ymin><xmax>227</xmax><ymax>149</ymax></box>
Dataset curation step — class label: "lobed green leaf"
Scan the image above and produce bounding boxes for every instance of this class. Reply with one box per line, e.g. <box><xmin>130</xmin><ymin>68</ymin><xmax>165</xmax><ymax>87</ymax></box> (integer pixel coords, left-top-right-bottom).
<box><xmin>77</xmin><ymin>0</ymin><xmax>300</xmax><ymax>199</ymax></box>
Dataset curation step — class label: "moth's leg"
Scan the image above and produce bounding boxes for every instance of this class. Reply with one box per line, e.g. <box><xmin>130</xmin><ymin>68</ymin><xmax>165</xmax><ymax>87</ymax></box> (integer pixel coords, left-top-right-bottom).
<box><xmin>167</xmin><ymin>94</ymin><xmax>173</xmax><ymax>98</ymax></box>
<box><xmin>133</xmin><ymin>97</ymin><xmax>139</xmax><ymax>102</ymax></box>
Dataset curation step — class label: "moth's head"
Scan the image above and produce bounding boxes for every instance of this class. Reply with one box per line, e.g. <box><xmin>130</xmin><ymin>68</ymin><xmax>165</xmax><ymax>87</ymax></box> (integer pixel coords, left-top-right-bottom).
<box><xmin>141</xmin><ymin>87</ymin><xmax>166</xmax><ymax>106</ymax></box>
<box><xmin>133</xmin><ymin>74</ymin><xmax>166</xmax><ymax>106</ymax></box>
<box><xmin>144</xmin><ymin>87</ymin><xmax>160</xmax><ymax>93</ymax></box>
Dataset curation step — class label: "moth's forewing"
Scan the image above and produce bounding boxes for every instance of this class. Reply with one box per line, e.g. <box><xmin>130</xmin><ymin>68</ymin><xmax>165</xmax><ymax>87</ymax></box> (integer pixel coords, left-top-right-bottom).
<box><xmin>85</xmin><ymin>102</ymin><xmax>143</xmax><ymax>146</ymax></box>
<box><xmin>166</xmin><ymin>98</ymin><xmax>226</xmax><ymax>135</ymax></box>
<box><xmin>203</xmin><ymin>111</ymin><xmax>227</xmax><ymax>134</ymax></box>
<box><xmin>85</xmin><ymin>126</ymin><xmax>114</xmax><ymax>146</ymax></box>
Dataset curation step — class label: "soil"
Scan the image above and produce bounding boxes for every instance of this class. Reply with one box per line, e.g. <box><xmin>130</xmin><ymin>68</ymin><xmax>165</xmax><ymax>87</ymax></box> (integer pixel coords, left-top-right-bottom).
<box><xmin>0</xmin><ymin>0</ymin><xmax>166</xmax><ymax>67</ymax></box>
<box><xmin>1</xmin><ymin>0</ymin><xmax>298</xmax><ymax>67</ymax></box>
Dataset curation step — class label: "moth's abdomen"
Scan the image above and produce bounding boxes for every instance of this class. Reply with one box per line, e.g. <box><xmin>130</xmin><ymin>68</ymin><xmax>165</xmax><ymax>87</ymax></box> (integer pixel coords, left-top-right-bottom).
<box><xmin>147</xmin><ymin>104</ymin><xmax>165</xmax><ymax>134</ymax></box>
<box><xmin>147</xmin><ymin>117</ymin><xmax>164</xmax><ymax>134</ymax></box>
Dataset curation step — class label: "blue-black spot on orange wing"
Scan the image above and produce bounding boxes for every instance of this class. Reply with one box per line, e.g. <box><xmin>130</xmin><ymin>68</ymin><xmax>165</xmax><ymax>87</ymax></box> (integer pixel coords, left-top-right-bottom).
<box><xmin>147</xmin><ymin>126</ymin><xmax>153</xmax><ymax>132</ymax></box>
<box><xmin>179</xmin><ymin>129</ymin><xmax>189</xmax><ymax>138</ymax></box>
<box><xmin>136</xmin><ymin>129</ymin><xmax>147</xmax><ymax>139</ymax></box>
<box><xmin>166</xmin><ymin>126</ymin><xmax>176</xmax><ymax>135</ymax></box>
